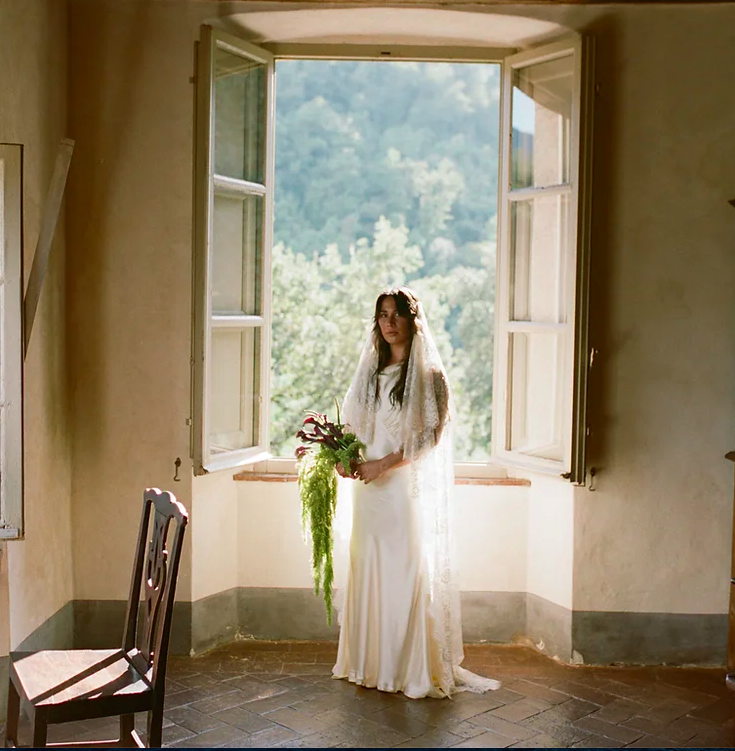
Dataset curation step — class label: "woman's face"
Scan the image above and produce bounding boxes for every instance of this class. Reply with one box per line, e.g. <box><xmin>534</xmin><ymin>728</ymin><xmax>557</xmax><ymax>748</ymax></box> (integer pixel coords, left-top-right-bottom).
<box><xmin>377</xmin><ymin>296</ymin><xmax>411</xmax><ymax>348</ymax></box>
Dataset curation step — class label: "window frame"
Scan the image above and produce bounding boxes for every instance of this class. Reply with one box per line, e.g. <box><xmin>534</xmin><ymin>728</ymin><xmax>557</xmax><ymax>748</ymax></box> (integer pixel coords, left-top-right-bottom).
<box><xmin>258</xmin><ymin>43</ymin><xmax>513</xmax><ymax>480</ymax></box>
<box><xmin>192</xmin><ymin>33</ymin><xmax>593</xmax><ymax>483</ymax></box>
<box><xmin>193</xmin><ymin>26</ymin><xmax>276</xmax><ymax>475</ymax></box>
<box><xmin>0</xmin><ymin>144</ymin><xmax>24</xmax><ymax>539</ymax></box>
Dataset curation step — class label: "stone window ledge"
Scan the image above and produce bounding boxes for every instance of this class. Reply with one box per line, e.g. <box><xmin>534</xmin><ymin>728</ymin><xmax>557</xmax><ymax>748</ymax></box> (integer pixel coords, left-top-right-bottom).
<box><xmin>233</xmin><ymin>471</ymin><xmax>530</xmax><ymax>487</ymax></box>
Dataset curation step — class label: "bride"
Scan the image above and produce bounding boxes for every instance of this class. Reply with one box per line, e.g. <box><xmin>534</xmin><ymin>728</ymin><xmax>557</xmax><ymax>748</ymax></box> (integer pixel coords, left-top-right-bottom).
<box><xmin>332</xmin><ymin>287</ymin><xmax>500</xmax><ymax>699</ymax></box>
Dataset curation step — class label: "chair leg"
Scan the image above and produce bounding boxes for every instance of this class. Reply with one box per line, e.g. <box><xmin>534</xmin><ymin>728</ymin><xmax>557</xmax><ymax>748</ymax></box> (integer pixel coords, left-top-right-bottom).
<box><xmin>4</xmin><ymin>679</ymin><xmax>20</xmax><ymax>748</ymax></box>
<box><xmin>119</xmin><ymin>714</ymin><xmax>135</xmax><ymax>747</ymax></box>
<box><xmin>30</xmin><ymin>709</ymin><xmax>47</xmax><ymax>748</ymax></box>
<box><xmin>146</xmin><ymin>709</ymin><xmax>162</xmax><ymax>749</ymax></box>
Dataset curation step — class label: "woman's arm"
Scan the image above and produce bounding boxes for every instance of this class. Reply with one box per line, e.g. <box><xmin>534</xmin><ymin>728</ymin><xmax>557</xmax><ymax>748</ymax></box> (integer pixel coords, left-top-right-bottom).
<box><xmin>355</xmin><ymin>450</ymin><xmax>407</xmax><ymax>484</ymax></box>
<box><xmin>433</xmin><ymin>369</ymin><xmax>450</xmax><ymax>442</ymax></box>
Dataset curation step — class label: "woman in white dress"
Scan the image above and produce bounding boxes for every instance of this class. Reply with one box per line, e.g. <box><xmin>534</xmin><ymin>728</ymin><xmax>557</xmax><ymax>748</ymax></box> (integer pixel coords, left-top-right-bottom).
<box><xmin>332</xmin><ymin>287</ymin><xmax>500</xmax><ymax>699</ymax></box>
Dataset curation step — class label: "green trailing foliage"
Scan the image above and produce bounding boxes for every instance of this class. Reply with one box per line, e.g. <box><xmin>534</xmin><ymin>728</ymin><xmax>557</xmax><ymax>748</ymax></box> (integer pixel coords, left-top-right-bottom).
<box><xmin>296</xmin><ymin>411</ymin><xmax>364</xmax><ymax>625</ymax></box>
<box><xmin>298</xmin><ymin>445</ymin><xmax>339</xmax><ymax>624</ymax></box>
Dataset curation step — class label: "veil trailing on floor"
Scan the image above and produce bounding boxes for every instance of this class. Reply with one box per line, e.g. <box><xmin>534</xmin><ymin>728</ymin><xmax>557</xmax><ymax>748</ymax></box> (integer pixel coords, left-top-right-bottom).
<box><xmin>336</xmin><ymin>301</ymin><xmax>500</xmax><ymax>696</ymax></box>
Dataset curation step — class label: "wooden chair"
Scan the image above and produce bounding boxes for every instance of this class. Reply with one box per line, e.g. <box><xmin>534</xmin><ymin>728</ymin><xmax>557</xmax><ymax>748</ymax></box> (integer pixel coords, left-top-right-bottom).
<box><xmin>4</xmin><ymin>488</ymin><xmax>188</xmax><ymax>749</ymax></box>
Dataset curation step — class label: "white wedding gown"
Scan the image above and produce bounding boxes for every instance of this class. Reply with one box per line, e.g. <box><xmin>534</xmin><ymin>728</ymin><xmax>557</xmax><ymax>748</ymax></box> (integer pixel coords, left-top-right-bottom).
<box><xmin>333</xmin><ymin>363</ymin><xmax>445</xmax><ymax>699</ymax></box>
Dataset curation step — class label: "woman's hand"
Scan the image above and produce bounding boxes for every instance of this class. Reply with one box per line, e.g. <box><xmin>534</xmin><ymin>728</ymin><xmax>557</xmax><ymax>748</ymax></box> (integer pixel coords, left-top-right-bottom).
<box><xmin>355</xmin><ymin>451</ymin><xmax>406</xmax><ymax>484</ymax></box>
<box><xmin>355</xmin><ymin>459</ymin><xmax>386</xmax><ymax>484</ymax></box>
<box><xmin>336</xmin><ymin>461</ymin><xmax>356</xmax><ymax>479</ymax></box>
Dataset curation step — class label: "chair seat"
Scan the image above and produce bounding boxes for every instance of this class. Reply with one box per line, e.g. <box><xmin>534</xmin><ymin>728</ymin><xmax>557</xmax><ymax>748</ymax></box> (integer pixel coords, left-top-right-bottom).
<box><xmin>11</xmin><ymin>649</ymin><xmax>153</xmax><ymax>721</ymax></box>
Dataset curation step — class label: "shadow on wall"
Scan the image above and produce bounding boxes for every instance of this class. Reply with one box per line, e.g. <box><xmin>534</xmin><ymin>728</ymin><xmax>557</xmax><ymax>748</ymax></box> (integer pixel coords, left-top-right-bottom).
<box><xmin>67</xmin><ymin>1</ymin><xmax>152</xmax><ymax>459</ymax></box>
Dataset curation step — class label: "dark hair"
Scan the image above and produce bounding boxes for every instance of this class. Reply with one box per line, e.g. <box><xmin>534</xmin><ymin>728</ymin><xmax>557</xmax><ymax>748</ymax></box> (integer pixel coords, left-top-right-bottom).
<box><xmin>372</xmin><ymin>287</ymin><xmax>419</xmax><ymax>408</ymax></box>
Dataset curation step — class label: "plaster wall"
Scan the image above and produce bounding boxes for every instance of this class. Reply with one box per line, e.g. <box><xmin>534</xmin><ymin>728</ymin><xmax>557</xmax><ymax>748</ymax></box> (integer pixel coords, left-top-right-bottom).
<box><xmin>454</xmin><ymin>484</ymin><xmax>528</xmax><ymax>593</ymax></box>
<box><xmin>67</xmin><ymin>0</ymin><xmax>202</xmax><ymax>602</ymax></box>
<box><xmin>557</xmin><ymin>5</ymin><xmax>735</xmax><ymax>614</ymax></box>
<box><xmin>63</xmin><ymin>0</ymin><xmax>735</xmax><ymax>631</ymax></box>
<box><xmin>0</xmin><ymin>0</ymin><xmax>73</xmax><ymax>650</ymax></box>
<box><xmin>235</xmin><ymin>481</ymin><xmax>528</xmax><ymax>593</ymax></box>
<box><xmin>525</xmin><ymin>476</ymin><xmax>574</xmax><ymax>610</ymax></box>
<box><xmin>192</xmin><ymin>472</ymin><xmax>239</xmax><ymax>601</ymax></box>
<box><xmin>237</xmin><ymin>481</ymin><xmax>315</xmax><ymax>589</ymax></box>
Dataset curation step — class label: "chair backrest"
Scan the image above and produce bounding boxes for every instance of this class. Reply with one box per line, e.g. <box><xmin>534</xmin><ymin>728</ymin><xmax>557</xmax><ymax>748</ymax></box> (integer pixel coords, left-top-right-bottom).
<box><xmin>123</xmin><ymin>488</ymin><xmax>188</xmax><ymax>692</ymax></box>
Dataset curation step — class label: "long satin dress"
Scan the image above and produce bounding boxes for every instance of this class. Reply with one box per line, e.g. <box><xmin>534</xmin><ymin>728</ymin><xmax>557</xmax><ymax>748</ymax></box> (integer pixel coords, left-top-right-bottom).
<box><xmin>333</xmin><ymin>363</ymin><xmax>443</xmax><ymax>699</ymax></box>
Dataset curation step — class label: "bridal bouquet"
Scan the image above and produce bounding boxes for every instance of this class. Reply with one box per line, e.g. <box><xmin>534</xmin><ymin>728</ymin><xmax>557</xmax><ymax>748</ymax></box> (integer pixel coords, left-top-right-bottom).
<box><xmin>295</xmin><ymin>406</ymin><xmax>364</xmax><ymax>625</ymax></box>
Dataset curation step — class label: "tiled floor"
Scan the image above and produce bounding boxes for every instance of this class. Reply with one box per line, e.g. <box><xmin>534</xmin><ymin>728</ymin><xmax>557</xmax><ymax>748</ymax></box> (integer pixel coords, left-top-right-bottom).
<box><xmin>3</xmin><ymin>642</ymin><xmax>735</xmax><ymax>748</ymax></box>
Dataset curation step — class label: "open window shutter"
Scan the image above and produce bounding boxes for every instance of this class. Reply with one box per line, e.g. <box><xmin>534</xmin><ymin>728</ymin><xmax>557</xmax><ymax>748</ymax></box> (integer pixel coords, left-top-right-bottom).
<box><xmin>492</xmin><ymin>35</ymin><xmax>594</xmax><ymax>483</ymax></box>
<box><xmin>193</xmin><ymin>26</ymin><xmax>275</xmax><ymax>474</ymax></box>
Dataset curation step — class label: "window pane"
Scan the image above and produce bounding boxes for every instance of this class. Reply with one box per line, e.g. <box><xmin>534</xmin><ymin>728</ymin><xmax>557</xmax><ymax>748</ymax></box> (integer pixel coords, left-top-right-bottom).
<box><xmin>214</xmin><ymin>45</ymin><xmax>266</xmax><ymax>183</ymax></box>
<box><xmin>511</xmin><ymin>55</ymin><xmax>573</xmax><ymax>189</ymax></box>
<box><xmin>507</xmin><ymin>331</ymin><xmax>564</xmax><ymax>461</ymax></box>
<box><xmin>510</xmin><ymin>193</ymin><xmax>569</xmax><ymax>323</ymax></box>
<box><xmin>208</xmin><ymin>328</ymin><xmax>261</xmax><ymax>453</ymax></box>
<box><xmin>212</xmin><ymin>192</ymin><xmax>262</xmax><ymax>315</ymax></box>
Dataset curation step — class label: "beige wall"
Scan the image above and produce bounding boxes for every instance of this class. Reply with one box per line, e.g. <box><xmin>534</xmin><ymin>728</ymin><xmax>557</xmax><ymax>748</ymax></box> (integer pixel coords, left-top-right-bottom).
<box><xmin>63</xmin><ymin>0</ymin><xmax>735</xmax><ymax>633</ymax></box>
<box><xmin>238</xmin><ymin>482</ymin><xmax>315</xmax><ymax>589</ymax></box>
<box><xmin>454</xmin><ymin>484</ymin><xmax>528</xmax><ymax>593</ymax></box>
<box><xmin>526</xmin><ymin>477</ymin><xmax>574</xmax><ymax>610</ymax></box>
<box><xmin>67</xmin><ymin>0</ymin><xmax>205</xmax><ymax>601</ymax></box>
<box><xmin>561</xmin><ymin>5</ymin><xmax>735</xmax><ymax>614</ymax></box>
<box><xmin>235</xmin><ymin>482</ymin><xmax>528</xmax><ymax>593</ymax></box>
<box><xmin>192</xmin><ymin>472</ymin><xmax>239</xmax><ymax>600</ymax></box>
<box><xmin>0</xmin><ymin>0</ymin><xmax>73</xmax><ymax>650</ymax></box>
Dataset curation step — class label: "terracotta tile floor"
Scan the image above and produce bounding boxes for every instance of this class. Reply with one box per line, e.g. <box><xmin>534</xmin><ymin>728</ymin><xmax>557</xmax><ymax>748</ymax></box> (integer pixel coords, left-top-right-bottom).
<box><xmin>3</xmin><ymin>642</ymin><xmax>735</xmax><ymax>747</ymax></box>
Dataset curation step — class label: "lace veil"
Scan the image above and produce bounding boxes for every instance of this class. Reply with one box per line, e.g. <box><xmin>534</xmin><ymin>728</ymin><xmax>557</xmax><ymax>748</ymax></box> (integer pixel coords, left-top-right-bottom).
<box><xmin>337</xmin><ymin>300</ymin><xmax>500</xmax><ymax>696</ymax></box>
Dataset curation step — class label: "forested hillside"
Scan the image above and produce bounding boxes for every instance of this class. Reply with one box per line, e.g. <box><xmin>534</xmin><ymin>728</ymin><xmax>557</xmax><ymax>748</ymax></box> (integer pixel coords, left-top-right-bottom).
<box><xmin>271</xmin><ymin>60</ymin><xmax>501</xmax><ymax>460</ymax></box>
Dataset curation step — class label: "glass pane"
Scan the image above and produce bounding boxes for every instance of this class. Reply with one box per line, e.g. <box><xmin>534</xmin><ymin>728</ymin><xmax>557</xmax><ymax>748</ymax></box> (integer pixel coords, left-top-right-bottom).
<box><xmin>208</xmin><ymin>328</ymin><xmax>261</xmax><ymax>453</ymax></box>
<box><xmin>507</xmin><ymin>332</ymin><xmax>564</xmax><ymax>461</ymax></box>
<box><xmin>510</xmin><ymin>193</ymin><xmax>569</xmax><ymax>323</ymax></box>
<box><xmin>214</xmin><ymin>45</ymin><xmax>266</xmax><ymax>183</ymax></box>
<box><xmin>511</xmin><ymin>55</ymin><xmax>573</xmax><ymax>189</ymax></box>
<box><xmin>212</xmin><ymin>193</ymin><xmax>262</xmax><ymax>315</ymax></box>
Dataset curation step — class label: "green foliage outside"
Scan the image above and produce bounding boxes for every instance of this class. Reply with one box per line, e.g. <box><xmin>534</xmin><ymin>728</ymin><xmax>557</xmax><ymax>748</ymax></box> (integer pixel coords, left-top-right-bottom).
<box><xmin>271</xmin><ymin>60</ymin><xmax>500</xmax><ymax>461</ymax></box>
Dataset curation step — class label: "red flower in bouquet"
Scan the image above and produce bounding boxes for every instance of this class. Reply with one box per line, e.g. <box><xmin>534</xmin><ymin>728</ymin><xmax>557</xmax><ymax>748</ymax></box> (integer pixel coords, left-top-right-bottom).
<box><xmin>295</xmin><ymin>410</ymin><xmax>360</xmax><ymax>458</ymax></box>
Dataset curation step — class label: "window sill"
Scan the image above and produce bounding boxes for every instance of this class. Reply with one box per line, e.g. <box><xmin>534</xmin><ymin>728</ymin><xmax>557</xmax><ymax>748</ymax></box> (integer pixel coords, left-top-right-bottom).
<box><xmin>455</xmin><ymin>476</ymin><xmax>530</xmax><ymax>487</ymax></box>
<box><xmin>232</xmin><ymin>471</ymin><xmax>530</xmax><ymax>487</ymax></box>
<box><xmin>233</xmin><ymin>472</ymin><xmax>297</xmax><ymax>482</ymax></box>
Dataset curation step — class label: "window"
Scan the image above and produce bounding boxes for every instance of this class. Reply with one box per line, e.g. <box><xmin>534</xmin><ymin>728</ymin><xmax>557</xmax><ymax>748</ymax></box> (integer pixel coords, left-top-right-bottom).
<box><xmin>269</xmin><ymin>59</ymin><xmax>499</xmax><ymax>463</ymax></box>
<box><xmin>494</xmin><ymin>38</ymin><xmax>593</xmax><ymax>482</ymax></box>
<box><xmin>0</xmin><ymin>144</ymin><xmax>23</xmax><ymax>538</ymax></box>
<box><xmin>193</xmin><ymin>28</ymin><xmax>593</xmax><ymax>483</ymax></box>
<box><xmin>193</xmin><ymin>29</ymin><xmax>275</xmax><ymax>473</ymax></box>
